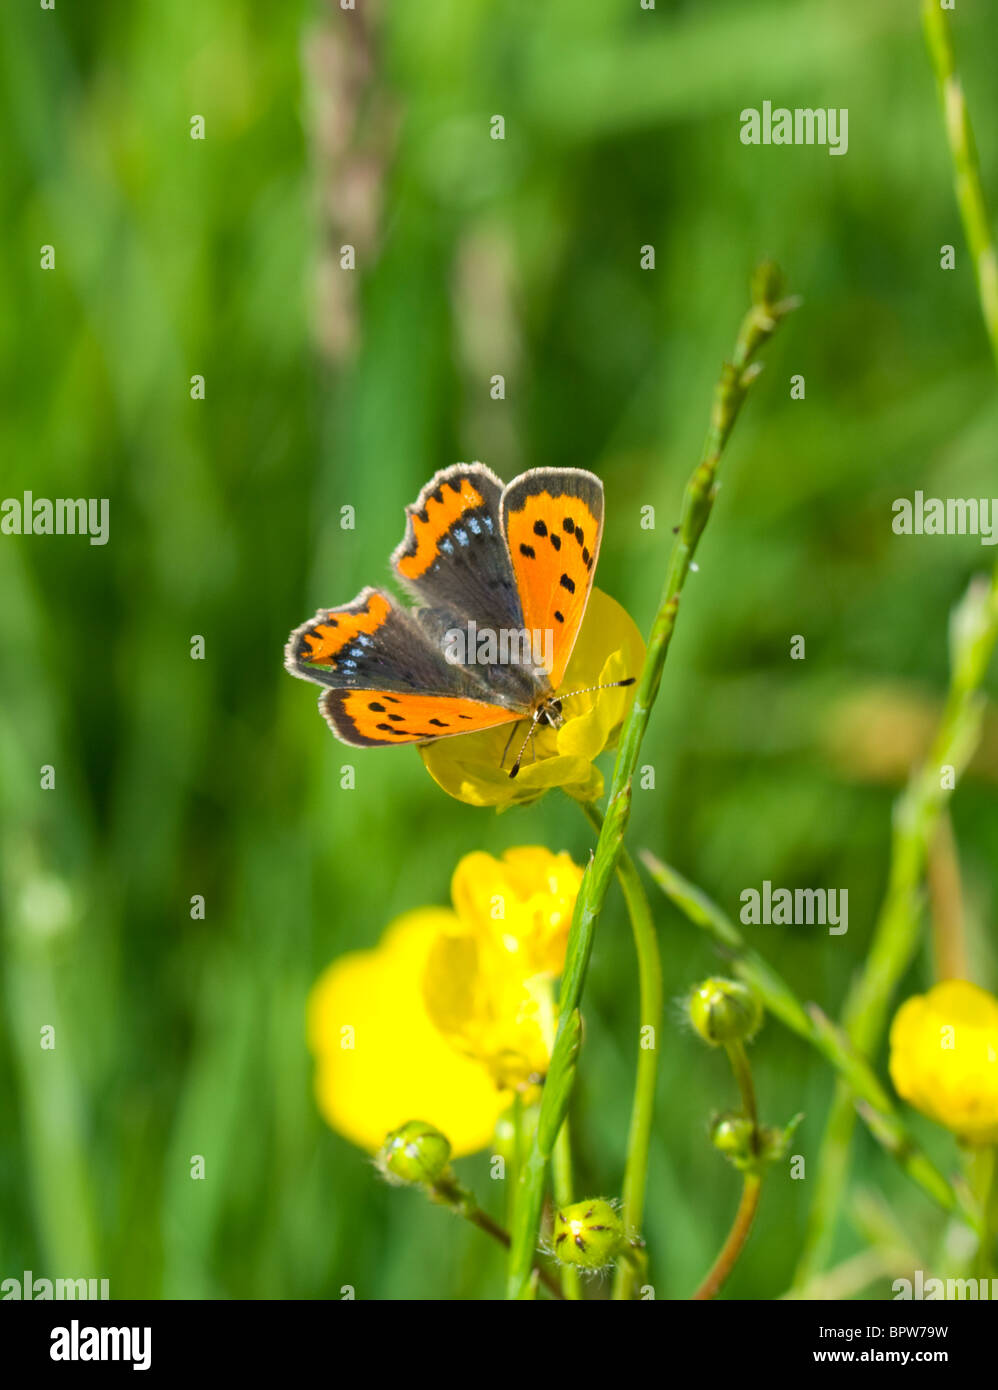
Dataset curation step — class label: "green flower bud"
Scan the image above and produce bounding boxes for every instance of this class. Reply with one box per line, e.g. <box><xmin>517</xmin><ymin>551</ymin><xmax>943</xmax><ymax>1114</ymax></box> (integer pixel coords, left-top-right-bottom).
<box><xmin>377</xmin><ymin>1120</ymin><xmax>451</xmax><ymax>1186</ymax></box>
<box><xmin>689</xmin><ymin>977</ymin><xmax>763</xmax><ymax>1047</ymax></box>
<box><xmin>552</xmin><ymin>1198</ymin><xmax>625</xmax><ymax>1270</ymax></box>
<box><xmin>710</xmin><ymin>1112</ymin><xmax>756</xmax><ymax>1163</ymax></box>
<box><xmin>709</xmin><ymin>1111</ymin><xmax>803</xmax><ymax>1174</ymax></box>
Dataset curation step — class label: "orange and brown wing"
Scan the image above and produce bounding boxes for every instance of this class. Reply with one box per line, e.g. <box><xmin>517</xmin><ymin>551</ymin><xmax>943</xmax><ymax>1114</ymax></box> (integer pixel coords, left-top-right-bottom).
<box><xmin>390</xmin><ymin>462</ymin><xmax>526</xmax><ymax>634</ymax></box>
<box><xmin>284</xmin><ymin>586</ymin><xmax>518</xmax><ymax>748</ymax></box>
<box><xmin>501</xmin><ymin>468</ymin><xmax>603</xmax><ymax>688</ymax></box>
<box><xmin>320</xmin><ymin>689</ymin><xmax>518</xmax><ymax>749</ymax></box>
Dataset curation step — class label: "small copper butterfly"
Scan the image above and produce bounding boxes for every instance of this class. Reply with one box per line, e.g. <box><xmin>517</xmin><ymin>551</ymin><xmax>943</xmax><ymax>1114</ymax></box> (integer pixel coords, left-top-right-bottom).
<box><xmin>284</xmin><ymin>465</ymin><xmax>633</xmax><ymax>776</ymax></box>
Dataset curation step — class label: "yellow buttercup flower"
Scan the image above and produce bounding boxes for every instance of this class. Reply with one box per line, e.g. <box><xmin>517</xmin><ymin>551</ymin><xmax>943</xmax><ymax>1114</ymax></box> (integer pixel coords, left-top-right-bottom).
<box><xmin>307</xmin><ymin>847</ymin><xmax>583</xmax><ymax>1154</ymax></box>
<box><xmin>888</xmin><ymin>980</ymin><xmax>998</xmax><ymax>1146</ymax></box>
<box><xmin>308</xmin><ymin>910</ymin><xmax>509</xmax><ymax>1155</ymax></box>
<box><xmin>420</xmin><ymin>588</ymin><xmax>644</xmax><ymax>809</ymax></box>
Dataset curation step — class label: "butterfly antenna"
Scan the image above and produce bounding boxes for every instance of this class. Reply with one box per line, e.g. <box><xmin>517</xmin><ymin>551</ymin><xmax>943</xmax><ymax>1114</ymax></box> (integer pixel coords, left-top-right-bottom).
<box><xmin>557</xmin><ymin>676</ymin><xmax>636</xmax><ymax>702</ymax></box>
<box><xmin>508</xmin><ymin>716</ymin><xmax>540</xmax><ymax>779</ymax></box>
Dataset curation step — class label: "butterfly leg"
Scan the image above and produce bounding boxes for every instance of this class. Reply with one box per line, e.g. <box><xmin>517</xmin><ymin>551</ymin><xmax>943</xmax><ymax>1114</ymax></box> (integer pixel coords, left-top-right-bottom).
<box><xmin>500</xmin><ymin>719</ymin><xmax>527</xmax><ymax>770</ymax></box>
<box><xmin>509</xmin><ymin>710</ymin><xmax>545</xmax><ymax>779</ymax></box>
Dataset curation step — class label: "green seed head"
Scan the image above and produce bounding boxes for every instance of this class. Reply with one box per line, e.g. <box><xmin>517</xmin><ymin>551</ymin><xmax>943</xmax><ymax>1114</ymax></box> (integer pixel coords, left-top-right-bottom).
<box><xmin>689</xmin><ymin>977</ymin><xmax>763</xmax><ymax>1046</ymax></box>
<box><xmin>376</xmin><ymin>1120</ymin><xmax>451</xmax><ymax>1186</ymax></box>
<box><xmin>551</xmin><ymin>1198</ymin><xmax>625</xmax><ymax>1270</ymax></box>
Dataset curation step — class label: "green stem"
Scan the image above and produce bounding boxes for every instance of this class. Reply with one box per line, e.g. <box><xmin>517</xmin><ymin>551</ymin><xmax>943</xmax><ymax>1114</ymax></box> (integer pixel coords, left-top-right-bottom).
<box><xmin>972</xmin><ymin>1146</ymin><xmax>998</xmax><ymax>1280</ymax></box>
<box><xmin>922</xmin><ymin>0</ymin><xmax>998</xmax><ymax>375</ymax></box>
<box><xmin>505</xmin><ymin>267</ymin><xmax>797</xmax><ymax>1299</ymax></box>
<box><xmin>507</xmin><ymin>1092</ymin><xmax>524</xmax><ymax>1231</ymax></box>
<box><xmin>431</xmin><ymin>1174</ymin><xmax>564</xmax><ymax>1300</ymax></box>
<box><xmin>641</xmin><ymin>849</ymin><xmax>978</xmax><ymax>1228</ymax></box>
<box><xmin>726</xmin><ymin>1040</ymin><xmax>759</xmax><ymax>1140</ymax></box>
<box><xmin>551</xmin><ymin>1127</ymin><xmax>582</xmax><ymax>1300</ymax></box>
<box><xmin>692</xmin><ymin>1175</ymin><xmax>762</xmax><ymax>1301</ymax></box>
<box><xmin>581</xmin><ymin>802</ymin><xmax>663</xmax><ymax>1301</ymax></box>
<box><xmin>536</xmin><ymin>979</ymin><xmax>582</xmax><ymax>1300</ymax></box>
<box><xmin>691</xmin><ymin>1040</ymin><xmax>762</xmax><ymax>1301</ymax></box>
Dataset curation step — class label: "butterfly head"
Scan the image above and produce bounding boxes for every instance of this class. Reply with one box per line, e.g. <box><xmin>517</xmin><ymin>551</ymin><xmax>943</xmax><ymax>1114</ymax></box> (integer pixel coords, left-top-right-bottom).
<box><xmin>506</xmin><ymin>677</ymin><xmax>636</xmax><ymax>779</ymax></box>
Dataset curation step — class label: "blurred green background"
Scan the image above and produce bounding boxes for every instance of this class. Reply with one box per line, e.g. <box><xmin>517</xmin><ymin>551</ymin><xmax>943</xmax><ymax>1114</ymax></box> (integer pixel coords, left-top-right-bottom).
<box><xmin>1</xmin><ymin>0</ymin><xmax>996</xmax><ymax>1300</ymax></box>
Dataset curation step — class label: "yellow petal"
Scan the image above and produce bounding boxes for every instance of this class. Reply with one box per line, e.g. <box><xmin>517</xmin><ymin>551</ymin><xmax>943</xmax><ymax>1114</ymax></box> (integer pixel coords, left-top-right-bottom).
<box><xmin>450</xmin><ymin>846</ymin><xmax>584</xmax><ymax>977</ymax></box>
<box><xmin>422</xmin><ymin>923</ymin><xmax>549</xmax><ymax>1092</ymax></box>
<box><xmin>307</xmin><ymin>909</ymin><xmax>509</xmax><ymax>1156</ymax></box>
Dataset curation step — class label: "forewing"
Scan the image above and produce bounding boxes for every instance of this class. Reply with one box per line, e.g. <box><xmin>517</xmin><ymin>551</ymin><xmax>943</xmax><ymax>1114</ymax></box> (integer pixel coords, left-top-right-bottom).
<box><xmin>391</xmin><ymin>463</ymin><xmax>525</xmax><ymax>632</ymax></box>
<box><xmin>501</xmin><ymin>468</ymin><xmax>604</xmax><ymax>688</ymax></box>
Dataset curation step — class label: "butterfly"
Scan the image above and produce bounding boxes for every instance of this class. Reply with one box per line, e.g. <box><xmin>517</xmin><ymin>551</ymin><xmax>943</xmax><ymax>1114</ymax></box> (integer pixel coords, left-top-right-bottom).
<box><xmin>284</xmin><ymin>464</ymin><xmax>633</xmax><ymax>777</ymax></box>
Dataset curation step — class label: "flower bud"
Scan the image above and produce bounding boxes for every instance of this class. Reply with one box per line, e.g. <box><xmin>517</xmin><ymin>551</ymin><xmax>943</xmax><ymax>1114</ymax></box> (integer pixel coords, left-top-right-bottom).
<box><xmin>710</xmin><ymin>1112</ymin><xmax>756</xmax><ymax>1163</ymax></box>
<box><xmin>710</xmin><ymin>1110</ymin><xmax>802</xmax><ymax>1173</ymax></box>
<box><xmin>377</xmin><ymin>1120</ymin><xmax>451</xmax><ymax>1186</ymax></box>
<box><xmin>552</xmin><ymin>1198</ymin><xmax>625</xmax><ymax>1270</ymax></box>
<box><xmin>689</xmin><ymin>977</ymin><xmax>763</xmax><ymax>1046</ymax></box>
